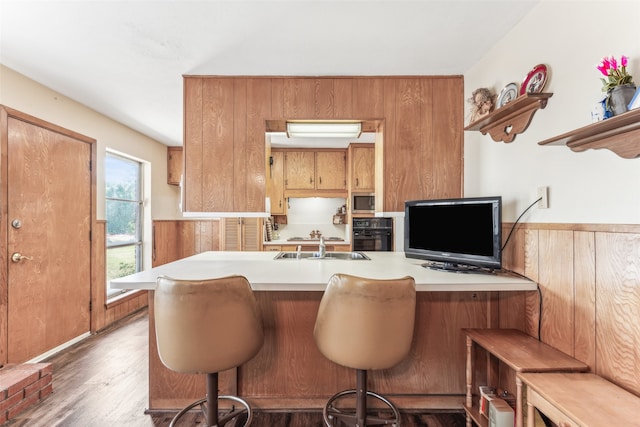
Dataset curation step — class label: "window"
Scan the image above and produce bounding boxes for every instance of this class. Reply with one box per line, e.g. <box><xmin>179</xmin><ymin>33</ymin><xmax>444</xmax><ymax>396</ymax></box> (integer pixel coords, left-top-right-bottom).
<box><xmin>105</xmin><ymin>152</ymin><xmax>143</xmax><ymax>298</ymax></box>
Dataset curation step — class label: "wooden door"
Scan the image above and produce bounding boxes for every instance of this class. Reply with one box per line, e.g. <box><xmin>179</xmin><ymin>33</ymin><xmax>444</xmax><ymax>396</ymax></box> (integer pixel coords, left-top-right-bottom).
<box><xmin>315</xmin><ymin>151</ymin><xmax>346</xmax><ymax>190</ymax></box>
<box><xmin>6</xmin><ymin>115</ymin><xmax>92</xmax><ymax>363</ymax></box>
<box><xmin>284</xmin><ymin>151</ymin><xmax>315</xmax><ymax>190</ymax></box>
<box><xmin>351</xmin><ymin>145</ymin><xmax>375</xmax><ymax>191</ymax></box>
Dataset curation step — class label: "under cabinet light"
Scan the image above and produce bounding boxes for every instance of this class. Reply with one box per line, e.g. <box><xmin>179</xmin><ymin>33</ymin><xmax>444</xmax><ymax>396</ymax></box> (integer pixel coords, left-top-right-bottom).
<box><xmin>286</xmin><ymin>121</ymin><xmax>362</xmax><ymax>138</ymax></box>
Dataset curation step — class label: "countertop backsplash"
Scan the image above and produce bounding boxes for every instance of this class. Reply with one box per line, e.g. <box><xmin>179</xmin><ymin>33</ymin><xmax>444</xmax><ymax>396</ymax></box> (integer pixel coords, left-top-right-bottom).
<box><xmin>273</xmin><ymin>197</ymin><xmax>347</xmax><ymax>242</ymax></box>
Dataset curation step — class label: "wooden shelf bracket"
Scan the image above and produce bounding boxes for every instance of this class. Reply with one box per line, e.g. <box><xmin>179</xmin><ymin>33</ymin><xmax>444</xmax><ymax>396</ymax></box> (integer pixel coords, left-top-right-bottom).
<box><xmin>464</xmin><ymin>93</ymin><xmax>553</xmax><ymax>143</ymax></box>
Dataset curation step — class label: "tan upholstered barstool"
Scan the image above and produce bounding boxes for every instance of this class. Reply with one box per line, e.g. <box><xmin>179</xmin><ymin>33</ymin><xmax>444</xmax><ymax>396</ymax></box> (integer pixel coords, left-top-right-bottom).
<box><xmin>154</xmin><ymin>275</ymin><xmax>264</xmax><ymax>427</ymax></box>
<box><xmin>314</xmin><ymin>273</ymin><xmax>416</xmax><ymax>427</ymax></box>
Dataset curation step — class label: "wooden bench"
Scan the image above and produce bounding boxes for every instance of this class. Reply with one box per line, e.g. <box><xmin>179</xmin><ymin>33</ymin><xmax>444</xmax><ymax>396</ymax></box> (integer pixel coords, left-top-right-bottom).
<box><xmin>463</xmin><ymin>328</ymin><xmax>589</xmax><ymax>427</ymax></box>
<box><xmin>518</xmin><ymin>372</ymin><xmax>640</xmax><ymax>427</ymax></box>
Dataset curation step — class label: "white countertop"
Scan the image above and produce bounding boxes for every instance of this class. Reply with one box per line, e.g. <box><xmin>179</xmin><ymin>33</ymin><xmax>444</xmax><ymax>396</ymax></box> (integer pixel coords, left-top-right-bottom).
<box><xmin>111</xmin><ymin>251</ymin><xmax>537</xmax><ymax>292</ymax></box>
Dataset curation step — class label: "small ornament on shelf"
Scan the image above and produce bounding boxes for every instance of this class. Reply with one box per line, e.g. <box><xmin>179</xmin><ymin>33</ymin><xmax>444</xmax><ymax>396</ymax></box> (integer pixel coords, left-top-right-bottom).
<box><xmin>597</xmin><ymin>55</ymin><xmax>636</xmax><ymax>116</ymax></box>
<box><xmin>467</xmin><ymin>87</ymin><xmax>496</xmax><ymax>125</ymax></box>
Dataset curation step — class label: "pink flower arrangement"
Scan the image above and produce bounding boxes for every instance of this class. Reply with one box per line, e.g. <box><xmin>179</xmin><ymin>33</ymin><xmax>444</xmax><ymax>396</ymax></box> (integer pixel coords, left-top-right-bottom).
<box><xmin>597</xmin><ymin>55</ymin><xmax>634</xmax><ymax>92</ymax></box>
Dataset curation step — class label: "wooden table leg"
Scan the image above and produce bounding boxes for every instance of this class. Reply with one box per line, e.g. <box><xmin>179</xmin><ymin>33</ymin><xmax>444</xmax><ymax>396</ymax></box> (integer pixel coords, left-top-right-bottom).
<box><xmin>516</xmin><ymin>376</ymin><xmax>524</xmax><ymax>427</ymax></box>
<box><xmin>526</xmin><ymin>400</ymin><xmax>535</xmax><ymax>427</ymax></box>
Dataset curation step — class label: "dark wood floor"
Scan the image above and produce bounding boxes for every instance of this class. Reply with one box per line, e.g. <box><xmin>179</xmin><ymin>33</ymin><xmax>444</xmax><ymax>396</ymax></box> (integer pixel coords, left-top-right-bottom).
<box><xmin>4</xmin><ymin>308</ymin><xmax>466</xmax><ymax>427</ymax></box>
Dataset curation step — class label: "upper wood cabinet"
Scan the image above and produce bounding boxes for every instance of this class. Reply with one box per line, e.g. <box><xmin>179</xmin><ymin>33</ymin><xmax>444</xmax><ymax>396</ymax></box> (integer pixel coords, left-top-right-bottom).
<box><xmin>315</xmin><ymin>151</ymin><xmax>346</xmax><ymax>190</ymax></box>
<box><xmin>284</xmin><ymin>151</ymin><xmax>315</xmax><ymax>190</ymax></box>
<box><xmin>183</xmin><ymin>76</ymin><xmax>463</xmax><ymax>213</ymax></box>
<box><xmin>349</xmin><ymin>144</ymin><xmax>375</xmax><ymax>192</ymax></box>
<box><xmin>283</xmin><ymin>150</ymin><xmax>346</xmax><ymax>192</ymax></box>
<box><xmin>166</xmin><ymin>147</ymin><xmax>183</xmax><ymax>186</ymax></box>
<box><xmin>268</xmin><ymin>150</ymin><xmax>286</xmax><ymax>215</ymax></box>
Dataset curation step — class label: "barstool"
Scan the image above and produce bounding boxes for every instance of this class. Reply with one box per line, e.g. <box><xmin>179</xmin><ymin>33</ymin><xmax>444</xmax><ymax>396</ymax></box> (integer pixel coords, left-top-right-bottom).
<box><xmin>154</xmin><ymin>275</ymin><xmax>264</xmax><ymax>427</ymax></box>
<box><xmin>314</xmin><ymin>273</ymin><xmax>416</xmax><ymax>427</ymax></box>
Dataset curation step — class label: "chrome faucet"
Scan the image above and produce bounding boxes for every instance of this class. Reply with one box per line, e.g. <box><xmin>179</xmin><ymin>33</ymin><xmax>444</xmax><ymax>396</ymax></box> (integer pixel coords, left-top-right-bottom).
<box><xmin>318</xmin><ymin>236</ymin><xmax>326</xmax><ymax>258</ymax></box>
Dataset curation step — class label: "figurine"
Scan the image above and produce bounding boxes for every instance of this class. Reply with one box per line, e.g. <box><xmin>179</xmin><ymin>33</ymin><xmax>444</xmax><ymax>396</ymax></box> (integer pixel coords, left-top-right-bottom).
<box><xmin>468</xmin><ymin>88</ymin><xmax>496</xmax><ymax>124</ymax></box>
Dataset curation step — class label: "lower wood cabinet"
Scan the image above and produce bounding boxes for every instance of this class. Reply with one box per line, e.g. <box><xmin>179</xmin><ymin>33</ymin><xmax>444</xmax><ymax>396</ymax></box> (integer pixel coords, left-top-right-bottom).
<box><xmin>222</xmin><ymin>218</ymin><xmax>262</xmax><ymax>251</ymax></box>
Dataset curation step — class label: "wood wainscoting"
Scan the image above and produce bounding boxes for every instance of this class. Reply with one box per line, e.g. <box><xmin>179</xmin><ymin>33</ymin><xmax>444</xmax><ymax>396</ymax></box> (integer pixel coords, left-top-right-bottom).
<box><xmin>498</xmin><ymin>222</ymin><xmax>640</xmax><ymax>398</ymax></box>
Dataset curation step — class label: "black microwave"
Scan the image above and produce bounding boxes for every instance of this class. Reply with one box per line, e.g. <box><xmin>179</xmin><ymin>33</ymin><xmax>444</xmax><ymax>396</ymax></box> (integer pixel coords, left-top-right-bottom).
<box><xmin>352</xmin><ymin>193</ymin><xmax>375</xmax><ymax>213</ymax></box>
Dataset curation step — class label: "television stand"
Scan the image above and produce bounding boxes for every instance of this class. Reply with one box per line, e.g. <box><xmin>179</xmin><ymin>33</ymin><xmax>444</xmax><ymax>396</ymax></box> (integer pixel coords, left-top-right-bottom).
<box><xmin>421</xmin><ymin>261</ymin><xmax>497</xmax><ymax>275</ymax></box>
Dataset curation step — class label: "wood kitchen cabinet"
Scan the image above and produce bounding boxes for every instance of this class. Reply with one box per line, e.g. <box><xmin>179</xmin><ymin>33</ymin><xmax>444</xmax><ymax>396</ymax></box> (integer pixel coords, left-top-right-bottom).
<box><xmin>349</xmin><ymin>143</ymin><xmax>375</xmax><ymax>192</ymax></box>
<box><xmin>284</xmin><ymin>149</ymin><xmax>346</xmax><ymax>192</ymax></box>
<box><xmin>268</xmin><ymin>150</ymin><xmax>286</xmax><ymax>215</ymax></box>
<box><xmin>221</xmin><ymin>217</ymin><xmax>262</xmax><ymax>251</ymax></box>
<box><xmin>284</xmin><ymin>151</ymin><xmax>315</xmax><ymax>190</ymax></box>
<box><xmin>315</xmin><ymin>151</ymin><xmax>346</xmax><ymax>190</ymax></box>
<box><xmin>166</xmin><ymin>146</ymin><xmax>183</xmax><ymax>186</ymax></box>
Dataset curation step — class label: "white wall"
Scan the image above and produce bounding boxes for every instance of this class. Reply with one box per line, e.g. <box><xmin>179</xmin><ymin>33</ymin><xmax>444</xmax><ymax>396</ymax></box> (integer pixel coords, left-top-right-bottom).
<box><xmin>0</xmin><ymin>65</ymin><xmax>183</xmax><ymax>271</ymax></box>
<box><xmin>464</xmin><ymin>1</ymin><xmax>640</xmax><ymax>223</ymax></box>
<box><xmin>0</xmin><ymin>65</ymin><xmax>182</xmax><ymax>221</ymax></box>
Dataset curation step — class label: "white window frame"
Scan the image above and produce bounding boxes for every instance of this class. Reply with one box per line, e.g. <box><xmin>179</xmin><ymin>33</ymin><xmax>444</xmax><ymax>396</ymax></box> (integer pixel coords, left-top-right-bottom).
<box><xmin>105</xmin><ymin>151</ymin><xmax>144</xmax><ymax>299</ymax></box>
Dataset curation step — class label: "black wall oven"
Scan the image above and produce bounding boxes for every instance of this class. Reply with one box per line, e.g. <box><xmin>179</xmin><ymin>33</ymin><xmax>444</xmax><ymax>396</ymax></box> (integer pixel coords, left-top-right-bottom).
<box><xmin>352</xmin><ymin>217</ymin><xmax>393</xmax><ymax>251</ymax></box>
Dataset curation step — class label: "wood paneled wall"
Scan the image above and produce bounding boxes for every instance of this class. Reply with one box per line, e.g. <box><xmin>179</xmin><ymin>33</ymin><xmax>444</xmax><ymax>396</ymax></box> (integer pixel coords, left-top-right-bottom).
<box><xmin>152</xmin><ymin>220</ymin><xmax>221</xmax><ymax>266</ymax></box>
<box><xmin>184</xmin><ymin>76</ymin><xmax>464</xmax><ymax>214</ymax></box>
<box><xmin>498</xmin><ymin>223</ymin><xmax>640</xmax><ymax>398</ymax></box>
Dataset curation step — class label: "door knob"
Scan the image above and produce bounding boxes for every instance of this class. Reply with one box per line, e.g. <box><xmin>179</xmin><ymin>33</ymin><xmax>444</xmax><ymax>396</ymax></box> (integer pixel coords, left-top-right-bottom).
<box><xmin>11</xmin><ymin>253</ymin><xmax>33</xmax><ymax>263</ymax></box>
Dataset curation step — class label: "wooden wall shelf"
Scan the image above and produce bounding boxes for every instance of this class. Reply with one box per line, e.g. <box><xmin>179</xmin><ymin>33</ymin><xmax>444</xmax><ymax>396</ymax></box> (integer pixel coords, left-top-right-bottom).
<box><xmin>464</xmin><ymin>93</ymin><xmax>553</xmax><ymax>143</ymax></box>
<box><xmin>538</xmin><ymin>108</ymin><xmax>640</xmax><ymax>159</ymax></box>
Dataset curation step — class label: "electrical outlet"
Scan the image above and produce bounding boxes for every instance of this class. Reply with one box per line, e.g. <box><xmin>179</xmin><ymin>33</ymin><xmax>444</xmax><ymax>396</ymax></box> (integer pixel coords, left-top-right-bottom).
<box><xmin>537</xmin><ymin>186</ymin><xmax>549</xmax><ymax>209</ymax></box>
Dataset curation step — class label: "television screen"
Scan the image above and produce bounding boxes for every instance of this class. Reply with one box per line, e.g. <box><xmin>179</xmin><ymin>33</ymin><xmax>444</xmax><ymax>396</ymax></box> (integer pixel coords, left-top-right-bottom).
<box><xmin>404</xmin><ymin>196</ymin><xmax>502</xmax><ymax>272</ymax></box>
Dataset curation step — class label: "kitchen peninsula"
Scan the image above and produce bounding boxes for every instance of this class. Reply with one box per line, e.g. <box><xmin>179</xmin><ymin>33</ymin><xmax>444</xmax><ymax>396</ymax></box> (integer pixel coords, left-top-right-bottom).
<box><xmin>111</xmin><ymin>251</ymin><xmax>536</xmax><ymax>412</ymax></box>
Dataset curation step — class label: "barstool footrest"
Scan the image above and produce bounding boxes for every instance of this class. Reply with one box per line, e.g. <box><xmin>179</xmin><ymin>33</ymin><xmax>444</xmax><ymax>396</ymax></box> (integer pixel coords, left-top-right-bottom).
<box><xmin>169</xmin><ymin>395</ymin><xmax>253</xmax><ymax>427</ymax></box>
<box><xmin>323</xmin><ymin>389</ymin><xmax>401</xmax><ymax>427</ymax></box>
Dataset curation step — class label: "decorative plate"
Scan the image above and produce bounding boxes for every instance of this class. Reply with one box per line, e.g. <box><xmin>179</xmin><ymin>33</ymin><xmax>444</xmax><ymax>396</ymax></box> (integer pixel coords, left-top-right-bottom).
<box><xmin>520</xmin><ymin>64</ymin><xmax>548</xmax><ymax>95</ymax></box>
<box><xmin>496</xmin><ymin>83</ymin><xmax>519</xmax><ymax>108</ymax></box>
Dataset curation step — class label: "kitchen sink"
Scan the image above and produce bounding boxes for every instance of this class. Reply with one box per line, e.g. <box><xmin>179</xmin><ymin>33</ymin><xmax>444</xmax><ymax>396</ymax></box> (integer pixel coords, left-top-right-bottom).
<box><xmin>274</xmin><ymin>251</ymin><xmax>370</xmax><ymax>260</ymax></box>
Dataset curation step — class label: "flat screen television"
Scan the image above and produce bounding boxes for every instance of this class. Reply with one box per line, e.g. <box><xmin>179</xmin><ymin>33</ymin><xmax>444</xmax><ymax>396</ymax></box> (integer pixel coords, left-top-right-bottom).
<box><xmin>404</xmin><ymin>196</ymin><xmax>502</xmax><ymax>272</ymax></box>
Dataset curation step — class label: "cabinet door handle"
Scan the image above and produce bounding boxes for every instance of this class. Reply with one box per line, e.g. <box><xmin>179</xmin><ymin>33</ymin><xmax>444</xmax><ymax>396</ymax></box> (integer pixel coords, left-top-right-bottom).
<box><xmin>310</xmin><ymin>177</ymin><xmax>313</xmax><ymax>184</ymax></box>
<box><xmin>356</xmin><ymin>178</ymin><xmax>359</xmax><ymax>187</ymax></box>
<box><xmin>319</xmin><ymin>176</ymin><xmax>322</xmax><ymax>184</ymax></box>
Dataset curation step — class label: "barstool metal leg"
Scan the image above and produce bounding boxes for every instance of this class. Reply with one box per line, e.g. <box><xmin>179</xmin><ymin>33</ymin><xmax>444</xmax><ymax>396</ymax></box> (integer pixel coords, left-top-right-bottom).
<box><xmin>356</xmin><ymin>370</ymin><xmax>367</xmax><ymax>426</ymax></box>
<box><xmin>207</xmin><ymin>372</ymin><xmax>219</xmax><ymax>425</ymax></box>
<box><xmin>168</xmin><ymin>372</ymin><xmax>254</xmax><ymax>427</ymax></box>
<box><xmin>322</xmin><ymin>369</ymin><xmax>401</xmax><ymax>427</ymax></box>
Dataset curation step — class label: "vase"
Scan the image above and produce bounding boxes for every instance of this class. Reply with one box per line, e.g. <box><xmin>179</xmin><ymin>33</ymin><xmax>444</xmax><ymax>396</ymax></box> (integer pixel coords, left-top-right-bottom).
<box><xmin>608</xmin><ymin>83</ymin><xmax>637</xmax><ymax>116</ymax></box>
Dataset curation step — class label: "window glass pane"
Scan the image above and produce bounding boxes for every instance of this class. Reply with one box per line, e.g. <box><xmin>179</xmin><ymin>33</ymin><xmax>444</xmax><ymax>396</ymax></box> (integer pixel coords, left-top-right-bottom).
<box><xmin>105</xmin><ymin>155</ymin><xmax>140</xmax><ymax>200</ymax></box>
<box><xmin>106</xmin><ymin>199</ymin><xmax>140</xmax><ymax>246</ymax></box>
<box><xmin>106</xmin><ymin>245</ymin><xmax>140</xmax><ymax>281</ymax></box>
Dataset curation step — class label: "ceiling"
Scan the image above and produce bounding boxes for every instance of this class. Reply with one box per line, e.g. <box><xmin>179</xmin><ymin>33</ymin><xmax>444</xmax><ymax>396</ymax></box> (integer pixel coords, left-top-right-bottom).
<box><xmin>0</xmin><ymin>1</ymin><xmax>538</xmax><ymax>147</ymax></box>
